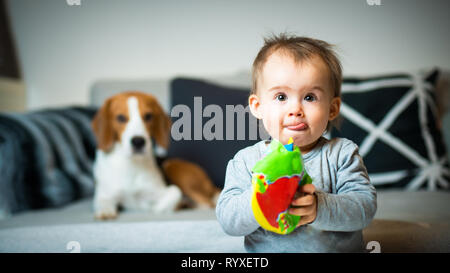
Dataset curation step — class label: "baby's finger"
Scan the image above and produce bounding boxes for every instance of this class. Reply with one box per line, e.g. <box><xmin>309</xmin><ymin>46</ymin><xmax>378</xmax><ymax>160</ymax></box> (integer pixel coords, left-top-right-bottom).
<box><xmin>299</xmin><ymin>184</ymin><xmax>315</xmax><ymax>194</ymax></box>
<box><xmin>288</xmin><ymin>205</ymin><xmax>313</xmax><ymax>216</ymax></box>
<box><xmin>296</xmin><ymin>214</ymin><xmax>314</xmax><ymax>227</ymax></box>
<box><xmin>291</xmin><ymin>194</ymin><xmax>314</xmax><ymax>207</ymax></box>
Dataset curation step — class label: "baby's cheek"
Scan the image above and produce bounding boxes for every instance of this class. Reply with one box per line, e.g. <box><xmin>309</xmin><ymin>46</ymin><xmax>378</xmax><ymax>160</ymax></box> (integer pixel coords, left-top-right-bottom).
<box><xmin>264</xmin><ymin>119</ymin><xmax>282</xmax><ymax>140</ymax></box>
<box><xmin>260</xmin><ymin>104</ymin><xmax>284</xmax><ymax>139</ymax></box>
<box><xmin>316</xmin><ymin>117</ymin><xmax>328</xmax><ymax>132</ymax></box>
<box><xmin>310</xmin><ymin>108</ymin><xmax>329</xmax><ymax>131</ymax></box>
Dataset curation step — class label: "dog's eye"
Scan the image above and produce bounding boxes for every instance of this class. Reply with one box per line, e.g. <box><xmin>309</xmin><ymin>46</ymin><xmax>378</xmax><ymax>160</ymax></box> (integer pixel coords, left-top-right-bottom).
<box><xmin>143</xmin><ymin>113</ymin><xmax>152</xmax><ymax>122</ymax></box>
<box><xmin>116</xmin><ymin>114</ymin><xmax>127</xmax><ymax>123</ymax></box>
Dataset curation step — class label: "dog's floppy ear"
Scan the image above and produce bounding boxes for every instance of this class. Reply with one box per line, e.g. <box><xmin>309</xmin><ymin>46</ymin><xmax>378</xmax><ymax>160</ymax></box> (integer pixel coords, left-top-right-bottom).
<box><xmin>92</xmin><ymin>97</ymin><xmax>116</xmax><ymax>152</ymax></box>
<box><xmin>151</xmin><ymin>100</ymin><xmax>171</xmax><ymax>150</ymax></box>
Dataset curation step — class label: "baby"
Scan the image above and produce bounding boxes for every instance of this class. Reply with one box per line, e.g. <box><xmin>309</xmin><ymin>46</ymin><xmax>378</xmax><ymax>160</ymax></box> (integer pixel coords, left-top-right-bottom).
<box><xmin>216</xmin><ymin>34</ymin><xmax>377</xmax><ymax>252</ymax></box>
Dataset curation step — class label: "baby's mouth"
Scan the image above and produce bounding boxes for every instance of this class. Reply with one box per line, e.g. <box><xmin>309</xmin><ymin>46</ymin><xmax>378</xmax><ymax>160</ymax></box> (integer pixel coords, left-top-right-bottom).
<box><xmin>285</xmin><ymin>122</ymin><xmax>308</xmax><ymax>131</ymax></box>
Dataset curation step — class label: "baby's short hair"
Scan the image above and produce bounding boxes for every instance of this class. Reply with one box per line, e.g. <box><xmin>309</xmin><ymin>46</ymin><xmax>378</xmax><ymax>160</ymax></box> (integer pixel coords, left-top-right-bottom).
<box><xmin>251</xmin><ymin>33</ymin><xmax>343</xmax><ymax>131</ymax></box>
<box><xmin>252</xmin><ymin>33</ymin><xmax>342</xmax><ymax>96</ymax></box>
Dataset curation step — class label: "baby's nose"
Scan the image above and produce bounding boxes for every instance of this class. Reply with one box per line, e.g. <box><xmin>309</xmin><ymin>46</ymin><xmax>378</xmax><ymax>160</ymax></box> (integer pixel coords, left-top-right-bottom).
<box><xmin>288</xmin><ymin>104</ymin><xmax>304</xmax><ymax>117</ymax></box>
<box><xmin>289</xmin><ymin>112</ymin><xmax>303</xmax><ymax>117</ymax></box>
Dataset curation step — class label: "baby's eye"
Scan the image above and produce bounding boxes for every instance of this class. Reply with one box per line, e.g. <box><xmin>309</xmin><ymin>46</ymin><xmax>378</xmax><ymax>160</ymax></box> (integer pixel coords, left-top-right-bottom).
<box><xmin>304</xmin><ymin>94</ymin><xmax>316</xmax><ymax>102</ymax></box>
<box><xmin>275</xmin><ymin>94</ymin><xmax>287</xmax><ymax>101</ymax></box>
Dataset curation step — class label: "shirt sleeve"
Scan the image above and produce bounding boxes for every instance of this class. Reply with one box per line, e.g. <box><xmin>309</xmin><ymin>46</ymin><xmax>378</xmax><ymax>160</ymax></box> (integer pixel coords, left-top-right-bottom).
<box><xmin>309</xmin><ymin>141</ymin><xmax>377</xmax><ymax>232</ymax></box>
<box><xmin>215</xmin><ymin>157</ymin><xmax>260</xmax><ymax>236</ymax></box>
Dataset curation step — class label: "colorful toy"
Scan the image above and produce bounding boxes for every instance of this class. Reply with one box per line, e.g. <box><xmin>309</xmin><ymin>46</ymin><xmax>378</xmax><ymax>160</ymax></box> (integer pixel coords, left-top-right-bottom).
<box><xmin>251</xmin><ymin>137</ymin><xmax>312</xmax><ymax>235</ymax></box>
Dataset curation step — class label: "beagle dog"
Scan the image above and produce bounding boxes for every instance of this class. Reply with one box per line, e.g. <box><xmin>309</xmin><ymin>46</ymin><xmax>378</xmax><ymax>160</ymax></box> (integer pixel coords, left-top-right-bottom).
<box><xmin>92</xmin><ymin>91</ymin><xmax>219</xmax><ymax>220</ymax></box>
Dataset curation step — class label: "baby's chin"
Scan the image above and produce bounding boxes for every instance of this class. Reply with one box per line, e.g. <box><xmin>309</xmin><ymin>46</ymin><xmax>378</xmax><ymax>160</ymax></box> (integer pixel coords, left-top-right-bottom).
<box><xmin>275</xmin><ymin>134</ymin><xmax>316</xmax><ymax>150</ymax></box>
<box><xmin>276</xmin><ymin>131</ymin><xmax>304</xmax><ymax>144</ymax></box>
<box><xmin>272</xmin><ymin>135</ymin><xmax>302</xmax><ymax>146</ymax></box>
<box><xmin>269</xmin><ymin>128</ymin><xmax>319</xmax><ymax>146</ymax></box>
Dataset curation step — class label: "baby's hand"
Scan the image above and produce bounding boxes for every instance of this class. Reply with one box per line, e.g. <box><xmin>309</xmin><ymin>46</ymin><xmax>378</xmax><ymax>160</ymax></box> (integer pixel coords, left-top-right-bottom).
<box><xmin>288</xmin><ymin>184</ymin><xmax>317</xmax><ymax>227</ymax></box>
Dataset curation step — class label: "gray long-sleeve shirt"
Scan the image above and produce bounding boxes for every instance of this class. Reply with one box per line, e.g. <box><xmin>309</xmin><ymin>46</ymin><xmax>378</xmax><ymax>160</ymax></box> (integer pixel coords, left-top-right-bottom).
<box><xmin>216</xmin><ymin>137</ymin><xmax>377</xmax><ymax>253</ymax></box>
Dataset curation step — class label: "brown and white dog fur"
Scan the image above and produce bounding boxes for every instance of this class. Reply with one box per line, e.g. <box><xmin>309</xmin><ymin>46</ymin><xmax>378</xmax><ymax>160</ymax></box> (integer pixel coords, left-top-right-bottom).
<box><xmin>92</xmin><ymin>91</ymin><xmax>220</xmax><ymax>220</ymax></box>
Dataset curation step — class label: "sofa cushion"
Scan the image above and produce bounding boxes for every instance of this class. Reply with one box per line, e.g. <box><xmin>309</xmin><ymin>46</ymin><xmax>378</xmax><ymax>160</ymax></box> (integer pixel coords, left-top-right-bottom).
<box><xmin>0</xmin><ymin>191</ymin><xmax>448</xmax><ymax>252</ymax></box>
<box><xmin>0</xmin><ymin>220</ymin><xmax>245</xmax><ymax>253</ymax></box>
<box><xmin>330</xmin><ymin>69</ymin><xmax>450</xmax><ymax>190</ymax></box>
<box><xmin>362</xmin><ymin>219</ymin><xmax>450</xmax><ymax>253</ymax></box>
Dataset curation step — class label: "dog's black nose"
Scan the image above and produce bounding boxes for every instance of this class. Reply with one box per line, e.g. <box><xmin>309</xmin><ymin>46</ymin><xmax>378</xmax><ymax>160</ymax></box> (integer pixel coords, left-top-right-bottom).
<box><xmin>131</xmin><ymin>136</ymin><xmax>146</xmax><ymax>150</ymax></box>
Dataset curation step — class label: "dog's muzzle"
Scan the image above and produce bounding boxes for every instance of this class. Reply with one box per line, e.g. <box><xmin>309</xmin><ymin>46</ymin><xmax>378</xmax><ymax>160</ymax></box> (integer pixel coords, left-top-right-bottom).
<box><xmin>131</xmin><ymin>136</ymin><xmax>146</xmax><ymax>153</ymax></box>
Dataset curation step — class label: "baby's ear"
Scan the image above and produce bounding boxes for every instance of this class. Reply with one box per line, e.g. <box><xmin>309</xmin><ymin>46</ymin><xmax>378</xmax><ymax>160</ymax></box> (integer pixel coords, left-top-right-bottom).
<box><xmin>329</xmin><ymin>97</ymin><xmax>341</xmax><ymax>121</ymax></box>
<box><xmin>248</xmin><ymin>94</ymin><xmax>262</xmax><ymax>119</ymax></box>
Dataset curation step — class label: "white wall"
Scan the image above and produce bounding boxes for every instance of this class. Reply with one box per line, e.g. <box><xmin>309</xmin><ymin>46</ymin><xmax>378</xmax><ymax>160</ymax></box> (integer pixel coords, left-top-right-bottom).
<box><xmin>6</xmin><ymin>0</ymin><xmax>450</xmax><ymax>110</ymax></box>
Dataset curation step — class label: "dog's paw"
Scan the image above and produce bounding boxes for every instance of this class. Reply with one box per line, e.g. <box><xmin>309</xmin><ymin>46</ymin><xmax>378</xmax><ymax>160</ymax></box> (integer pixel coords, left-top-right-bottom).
<box><xmin>95</xmin><ymin>209</ymin><xmax>118</xmax><ymax>220</ymax></box>
<box><xmin>94</xmin><ymin>205</ymin><xmax>118</xmax><ymax>220</ymax></box>
<box><xmin>153</xmin><ymin>185</ymin><xmax>182</xmax><ymax>213</ymax></box>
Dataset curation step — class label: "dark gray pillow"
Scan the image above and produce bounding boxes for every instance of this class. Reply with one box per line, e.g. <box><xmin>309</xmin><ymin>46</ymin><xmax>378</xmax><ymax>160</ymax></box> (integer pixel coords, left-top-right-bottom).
<box><xmin>168</xmin><ymin>78</ymin><xmax>266</xmax><ymax>188</ymax></box>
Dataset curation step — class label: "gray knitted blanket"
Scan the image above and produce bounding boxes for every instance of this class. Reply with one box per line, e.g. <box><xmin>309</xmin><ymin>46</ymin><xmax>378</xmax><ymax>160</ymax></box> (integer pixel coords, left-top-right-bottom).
<box><xmin>0</xmin><ymin>107</ymin><xmax>98</xmax><ymax>218</ymax></box>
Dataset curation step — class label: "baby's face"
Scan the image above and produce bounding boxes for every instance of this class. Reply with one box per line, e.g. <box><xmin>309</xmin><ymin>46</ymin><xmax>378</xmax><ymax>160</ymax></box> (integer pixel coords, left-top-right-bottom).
<box><xmin>249</xmin><ymin>51</ymin><xmax>340</xmax><ymax>154</ymax></box>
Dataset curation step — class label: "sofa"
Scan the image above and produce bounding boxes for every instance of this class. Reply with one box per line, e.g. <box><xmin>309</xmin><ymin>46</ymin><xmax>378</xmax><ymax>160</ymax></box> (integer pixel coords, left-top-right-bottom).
<box><xmin>0</xmin><ymin>68</ymin><xmax>449</xmax><ymax>253</ymax></box>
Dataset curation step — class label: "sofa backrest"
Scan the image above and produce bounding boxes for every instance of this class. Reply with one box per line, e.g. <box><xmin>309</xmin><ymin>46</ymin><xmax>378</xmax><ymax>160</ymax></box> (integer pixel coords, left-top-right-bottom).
<box><xmin>89</xmin><ymin>71</ymin><xmax>252</xmax><ymax>113</ymax></box>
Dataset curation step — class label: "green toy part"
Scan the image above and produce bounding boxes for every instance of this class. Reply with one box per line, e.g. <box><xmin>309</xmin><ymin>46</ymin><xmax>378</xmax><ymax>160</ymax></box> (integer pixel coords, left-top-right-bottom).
<box><xmin>251</xmin><ymin>138</ymin><xmax>312</xmax><ymax>235</ymax></box>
